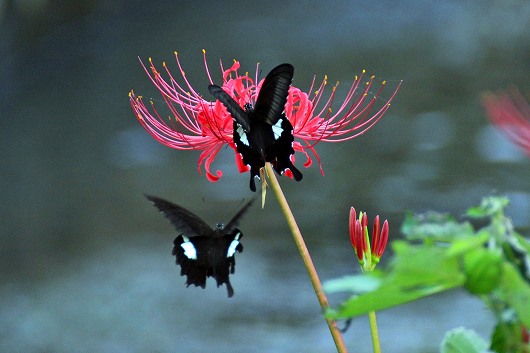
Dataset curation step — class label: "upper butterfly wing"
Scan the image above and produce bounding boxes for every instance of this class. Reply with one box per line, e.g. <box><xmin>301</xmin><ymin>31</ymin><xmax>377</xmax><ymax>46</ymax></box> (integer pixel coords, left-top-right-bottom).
<box><xmin>145</xmin><ymin>195</ymin><xmax>213</xmax><ymax>237</ymax></box>
<box><xmin>223</xmin><ymin>198</ymin><xmax>255</xmax><ymax>233</ymax></box>
<box><xmin>208</xmin><ymin>85</ymin><xmax>251</xmax><ymax>132</ymax></box>
<box><xmin>253</xmin><ymin>63</ymin><xmax>294</xmax><ymax>126</ymax></box>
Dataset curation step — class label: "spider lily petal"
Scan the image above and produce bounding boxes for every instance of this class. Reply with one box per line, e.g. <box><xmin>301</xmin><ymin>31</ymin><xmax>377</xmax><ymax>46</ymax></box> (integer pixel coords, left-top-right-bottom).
<box><xmin>349</xmin><ymin>207</ymin><xmax>389</xmax><ymax>271</ymax></box>
<box><xmin>483</xmin><ymin>89</ymin><xmax>530</xmax><ymax>156</ymax></box>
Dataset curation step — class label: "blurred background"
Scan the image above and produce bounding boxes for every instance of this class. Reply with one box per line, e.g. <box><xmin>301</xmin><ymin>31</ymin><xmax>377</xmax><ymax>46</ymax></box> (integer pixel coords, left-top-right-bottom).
<box><xmin>1</xmin><ymin>0</ymin><xmax>529</xmax><ymax>352</ymax></box>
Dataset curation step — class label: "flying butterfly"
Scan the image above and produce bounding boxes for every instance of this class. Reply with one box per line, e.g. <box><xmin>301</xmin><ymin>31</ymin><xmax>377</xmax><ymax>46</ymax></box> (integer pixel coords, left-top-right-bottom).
<box><xmin>146</xmin><ymin>195</ymin><xmax>254</xmax><ymax>297</ymax></box>
<box><xmin>208</xmin><ymin>63</ymin><xmax>303</xmax><ymax>192</ymax></box>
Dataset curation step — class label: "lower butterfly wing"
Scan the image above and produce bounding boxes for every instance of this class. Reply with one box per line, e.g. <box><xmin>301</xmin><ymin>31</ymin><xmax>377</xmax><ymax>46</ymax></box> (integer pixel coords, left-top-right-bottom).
<box><xmin>172</xmin><ymin>230</ymin><xmax>244</xmax><ymax>297</ymax></box>
<box><xmin>232</xmin><ymin>120</ymin><xmax>264</xmax><ymax>191</ymax></box>
<box><xmin>208</xmin><ymin>85</ymin><xmax>251</xmax><ymax>132</ymax></box>
<box><xmin>173</xmin><ymin>235</ymin><xmax>208</xmax><ymax>289</ymax></box>
<box><xmin>268</xmin><ymin>116</ymin><xmax>303</xmax><ymax>181</ymax></box>
<box><xmin>214</xmin><ymin>231</ymin><xmax>244</xmax><ymax>297</ymax></box>
<box><xmin>235</xmin><ymin>116</ymin><xmax>302</xmax><ymax>191</ymax></box>
<box><xmin>253</xmin><ymin>63</ymin><xmax>293</xmax><ymax>126</ymax></box>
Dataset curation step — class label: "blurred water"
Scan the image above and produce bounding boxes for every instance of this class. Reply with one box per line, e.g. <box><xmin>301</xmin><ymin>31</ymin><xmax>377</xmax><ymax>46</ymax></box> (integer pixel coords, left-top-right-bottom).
<box><xmin>1</xmin><ymin>0</ymin><xmax>529</xmax><ymax>352</ymax></box>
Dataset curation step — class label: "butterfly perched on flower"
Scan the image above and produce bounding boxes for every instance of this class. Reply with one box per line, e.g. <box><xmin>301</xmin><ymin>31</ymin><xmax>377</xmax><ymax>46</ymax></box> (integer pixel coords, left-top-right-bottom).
<box><xmin>131</xmin><ymin>54</ymin><xmax>401</xmax><ymax>187</ymax></box>
<box><xmin>146</xmin><ymin>195</ymin><xmax>254</xmax><ymax>297</ymax></box>
<box><xmin>209</xmin><ymin>63</ymin><xmax>303</xmax><ymax>192</ymax></box>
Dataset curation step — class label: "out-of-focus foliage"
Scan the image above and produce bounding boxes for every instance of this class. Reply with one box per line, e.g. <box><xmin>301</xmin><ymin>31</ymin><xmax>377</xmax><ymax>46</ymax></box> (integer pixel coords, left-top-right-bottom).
<box><xmin>325</xmin><ymin>196</ymin><xmax>530</xmax><ymax>353</ymax></box>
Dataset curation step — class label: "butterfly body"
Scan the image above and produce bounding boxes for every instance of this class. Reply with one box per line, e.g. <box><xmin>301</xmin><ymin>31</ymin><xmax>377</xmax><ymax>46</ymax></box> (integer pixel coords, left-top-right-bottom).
<box><xmin>173</xmin><ymin>230</ymin><xmax>243</xmax><ymax>295</ymax></box>
<box><xmin>146</xmin><ymin>195</ymin><xmax>253</xmax><ymax>297</ymax></box>
<box><xmin>209</xmin><ymin>63</ymin><xmax>303</xmax><ymax>191</ymax></box>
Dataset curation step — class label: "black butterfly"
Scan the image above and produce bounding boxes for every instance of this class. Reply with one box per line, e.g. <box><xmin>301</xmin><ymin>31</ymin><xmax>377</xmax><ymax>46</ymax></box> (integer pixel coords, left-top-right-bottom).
<box><xmin>146</xmin><ymin>195</ymin><xmax>254</xmax><ymax>297</ymax></box>
<box><xmin>208</xmin><ymin>63</ymin><xmax>303</xmax><ymax>192</ymax></box>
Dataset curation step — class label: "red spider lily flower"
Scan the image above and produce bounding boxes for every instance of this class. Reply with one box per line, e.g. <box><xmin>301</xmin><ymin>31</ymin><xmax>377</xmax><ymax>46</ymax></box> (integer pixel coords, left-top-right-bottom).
<box><xmin>129</xmin><ymin>50</ymin><xmax>402</xmax><ymax>184</ymax></box>
<box><xmin>349</xmin><ymin>207</ymin><xmax>389</xmax><ymax>271</ymax></box>
<box><xmin>483</xmin><ymin>88</ymin><xmax>530</xmax><ymax>157</ymax></box>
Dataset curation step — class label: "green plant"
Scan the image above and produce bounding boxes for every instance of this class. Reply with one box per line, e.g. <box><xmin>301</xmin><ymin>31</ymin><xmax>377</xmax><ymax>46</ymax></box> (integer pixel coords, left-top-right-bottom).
<box><xmin>325</xmin><ymin>196</ymin><xmax>530</xmax><ymax>353</ymax></box>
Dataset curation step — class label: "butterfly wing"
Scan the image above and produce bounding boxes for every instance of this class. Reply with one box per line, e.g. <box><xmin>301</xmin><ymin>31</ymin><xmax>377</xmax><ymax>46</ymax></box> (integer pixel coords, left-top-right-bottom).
<box><xmin>145</xmin><ymin>195</ymin><xmax>213</xmax><ymax>237</ymax></box>
<box><xmin>147</xmin><ymin>195</ymin><xmax>246</xmax><ymax>298</ymax></box>
<box><xmin>253</xmin><ymin>63</ymin><xmax>294</xmax><ymax>125</ymax></box>
<box><xmin>223</xmin><ymin>198</ymin><xmax>255</xmax><ymax>233</ymax></box>
<box><xmin>209</xmin><ymin>64</ymin><xmax>298</xmax><ymax>192</ymax></box>
<box><xmin>208</xmin><ymin>85</ymin><xmax>251</xmax><ymax>132</ymax></box>
<box><xmin>172</xmin><ymin>235</ymin><xmax>210</xmax><ymax>290</ymax></box>
<box><xmin>172</xmin><ymin>230</ymin><xmax>243</xmax><ymax>298</ymax></box>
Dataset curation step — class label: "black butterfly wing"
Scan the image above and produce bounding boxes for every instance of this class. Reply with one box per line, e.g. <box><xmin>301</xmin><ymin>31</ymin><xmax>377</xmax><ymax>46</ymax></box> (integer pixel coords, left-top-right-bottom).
<box><xmin>223</xmin><ymin>198</ymin><xmax>255</xmax><ymax>233</ymax></box>
<box><xmin>253</xmin><ymin>63</ymin><xmax>294</xmax><ymax>126</ymax></box>
<box><xmin>146</xmin><ymin>195</ymin><xmax>246</xmax><ymax>297</ymax></box>
<box><xmin>267</xmin><ymin>117</ymin><xmax>303</xmax><ymax>182</ymax></box>
<box><xmin>172</xmin><ymin>230</ymin><xmax>243</xmax><ymax>297</ymax></box>
<box><xmin>208</xmin><ymin>85</ymin><xmax>251</xmax><ymax>132</ymax></box>
<box><xmin>173</xmin><ymin>235</ymin><xmax>211</xmax><ymax>290</ymax></box>
<box><xmin>145</xmin><ymin>195</ymin><xmax>213</xmax><ymax>237</ymax></box>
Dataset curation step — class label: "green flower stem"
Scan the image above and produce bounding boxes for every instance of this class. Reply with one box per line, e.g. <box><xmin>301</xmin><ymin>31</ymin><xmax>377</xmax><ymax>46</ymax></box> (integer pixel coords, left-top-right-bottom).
<box><xmin>265</xmin><ymin>163</ymin><xmax>348</xmax><ymax>353</ymax></box>
<box><xmin>368</xmin><ymin>310</ymin><xmax>381</xmax><ymax>353</ymax></box>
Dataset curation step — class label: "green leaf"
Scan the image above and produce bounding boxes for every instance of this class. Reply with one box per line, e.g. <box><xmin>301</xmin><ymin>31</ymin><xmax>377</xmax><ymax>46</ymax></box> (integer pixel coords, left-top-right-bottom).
<box><xmin>323</xmin><ymin>275</ymin><xmax>382</xmax><ymax>294</ymax></box>
<box><xmin>401</xmin><ymin>211</ymin><xmax>474</xmax><ymax>242</ymax></box>
<box><xmin>512</xmin><ymin>232</ymin><xmax>530</xmax><ymax>254</ymax></box>
<box><xmin>326</xmin><ymin>281</ymin><xmax>458</xmax><ymax>319</ymax></box>
<box><xmin>463</xmin><ymin>248</ymin><xmax>503</xmax><ymax>295</ymax></box>
<box><xmin>440</xmin><ymin>327</ymin><xmax>492</xmax><ymax>353</ymax></box>
<box><xmin>446</xmin><ymin>230</ymin><xmax>490</xmax><ymax>257</ymax></box>
<box><xmin>498</xmin><ymin>262</ymin><xmax>530</xmax><ymax>326</ymax></box>
<box><xmin>503</xmin><ymin>231</ymin><xmax>530</xmax><ymax>283</ymax></box>
<box><xmin>466</xmin><ymin>196</ymin><xmax>509</xmax><ymax>218</ymax></box>
<box><xmin>326</xmin><ymin>242</ymin><xmax>465</xmax><ymax>319</ymax></box>
<box><xmin>388</xmin><ymin>242</ymin><xmax>464</xmax><ymax>286</ymax></box>
<box><xmin>491</xmin><ymin>322</ymin><xmax>527</xmax><ymax>353</ymax></box>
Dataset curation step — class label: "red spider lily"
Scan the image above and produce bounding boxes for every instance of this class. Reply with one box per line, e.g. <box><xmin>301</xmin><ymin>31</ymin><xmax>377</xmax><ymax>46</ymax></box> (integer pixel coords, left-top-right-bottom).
<box><xmin>483</xmin><ymin>88</ymin><xmax>530</xmax><ymax>156</ymax></box>
<box><xmin>349</xmin><ymin>207</ymin><xmax>389</xmax><ymax>271</ymax></box>
<box><xmin>129</xmin><ymin>50</ymin><xmax>402</xmax><ymax>183</ymax></box>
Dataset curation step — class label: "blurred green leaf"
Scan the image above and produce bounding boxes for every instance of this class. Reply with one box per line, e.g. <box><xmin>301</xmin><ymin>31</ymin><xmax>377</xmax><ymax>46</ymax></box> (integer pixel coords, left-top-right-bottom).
<box><xmin>467</xmin><ymin>196</ymin><xmax>509</xmax><ymax>218</ymax></box>
<box><xmin>323</xmin><ymin>275</ymin><xmax>382</xmax><ymax>294</ymax></box>
<box><xmin>512</xmin><ymin>232</ymin><xmax>530</xmax><ymax>254</ymax></box>
<box><xmin>446</xmin><ymin>229</ymin><xmax>490</xmax><ymax>257</ymax></box>
<box><xmin>503</xmin><ymin>232</ymin><xmax>530</xmax><ymax>283</ymax></box>
<box><xmin>401</xmin><ymin>211</ymin><xmax>474</xmax><ymax>242</ymax></box>
<box><xmin>389</xmin><ymin>241</ymin><xmax>464</xmax><ymax>287</ymax></box>
<box><xmin>491</xmin><ymin>322</ymin><xmax>527</xmax><ymax>353</ymax></box>
<box><xmin>326</xmin><ymin>242</ymin><xmax>465</xmax><ymax>319</ymax></box>
<box><xmin>498</xmin><ymin>263</ymin><xmax>530</xmax><ymax>327</ymax></box>
<box><xmin>440</xmin><ymin>327</ymin><xmax>492</xmax><ymax>353</ymax></box>
<box><xmin>463</xmin><ymin>248</ymin><xmax>503</xmax><ymax>295</ymax></box>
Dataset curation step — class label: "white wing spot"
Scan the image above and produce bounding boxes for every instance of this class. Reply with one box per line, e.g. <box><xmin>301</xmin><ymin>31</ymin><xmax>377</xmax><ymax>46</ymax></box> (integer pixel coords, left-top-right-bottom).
<box><xmin>272</xmin><ymin>119</ymin><xmax>283</xmax><ymax>140</ymax></box>
<box><xmin>180</xmin><ymin>236</ymin><xmax>197</xmax><ymax>260</ymax></box>
<box><xmin>226</xmin><ymin>232</ymin><xmax>242</xmax><ymax>257</ymax></box>
<box><xmin>236</xmin><ymin>124</ymin><xmax>250</xmax><ymax>146</ymax></box>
